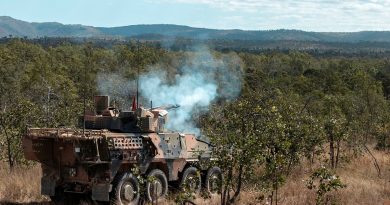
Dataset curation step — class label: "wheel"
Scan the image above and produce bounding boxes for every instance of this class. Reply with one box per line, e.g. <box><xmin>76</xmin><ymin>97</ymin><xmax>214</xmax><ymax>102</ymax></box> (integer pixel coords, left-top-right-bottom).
<box><xmin>205</xmin><ymin>167</ymin><xmax>222</xmax><ymax>194</ymax></box>
<box><xmin>146</xmin><ymin>169</ymin><xmax>168</xmax><ymax>202</ymax></box>
<box><xmin>110</xmin><ymin>172</ymin><xmax>140</xmax><ymax>205</ymax></box>
<box><xmin>180</xmin><ymin>167</ymin><xmax>201</xmax><ymax>193</ymax></box>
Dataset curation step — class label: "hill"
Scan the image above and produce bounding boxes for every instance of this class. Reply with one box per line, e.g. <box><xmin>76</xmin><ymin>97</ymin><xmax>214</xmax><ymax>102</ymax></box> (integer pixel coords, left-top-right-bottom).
<box><xmin>1</xmin><ymin>16</ymin><xmax>390</xmax><ymax>42</ymax></box>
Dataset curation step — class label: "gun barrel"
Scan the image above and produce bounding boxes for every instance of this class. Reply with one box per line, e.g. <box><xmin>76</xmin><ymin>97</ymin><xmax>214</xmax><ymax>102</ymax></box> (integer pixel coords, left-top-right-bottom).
<box><xmin>151</xmin><ymin>104</ymin><xmax>180</xmax><ymax>111</ymax></box>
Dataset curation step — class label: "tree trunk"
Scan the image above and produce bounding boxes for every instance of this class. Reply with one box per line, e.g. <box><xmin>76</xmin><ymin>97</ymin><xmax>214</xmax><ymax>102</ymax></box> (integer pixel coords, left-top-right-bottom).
<box><xmin>275</xmin><ymin>180</ymin><xmax>278</xmax><ymax>205</ymax></box>
<box><xmin>286</xmin><ymin>151</ymin><xmax>295</xmax><ymax>175</ymax></box>
<box><xmin>222</xmin><ymin>163</ymin><xmax>233</xmax><ymax>205</ymax></box>
<box><xmin>229</xmin><ymin>161</ymin><xmax>244</xmax><ymax>204</ymax></box>
<box><xmin>329</xmin><ymin>134</ymin><xmax>335</xmax><ymax>168</ymax></box>
<box><xmin>0</xmin><ymin>118</ymin><xmax>13</xmax><ymax>171</ymax></box>
<box><xmin>364</xmin><ymin>143</ymin><xmax>381</xmax><ymax>177</ymax></box>
<box><xmin>311</xmin><ymin>149</ymin><xmax>315</xmax><ymax>165</ymax></box>
<box><xmin>335</xmin><ymin>139</ymin><xmax>340</xmax><ymax>168</ymax></box>
<box><xmin>274</xmin><ymin>158</ymin><xmax>278</xmax><ymax>205</ymax></box>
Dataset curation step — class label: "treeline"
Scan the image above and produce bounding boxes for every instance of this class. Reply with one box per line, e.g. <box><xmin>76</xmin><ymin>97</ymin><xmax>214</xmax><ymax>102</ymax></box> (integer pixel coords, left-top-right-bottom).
<box><xmin>3</xmin><ymin>36</ymin><xmax>390</xmax><ymax>58</ymax></box>
<box><xmin>1</xmin><ymin>38</ymin><xmax>390</xmax><ymax>203</ymax></box>
<box><xmin>202</xmin><ymin>51</ymin><xmax>390</xmax><ymax>204</ymax></box>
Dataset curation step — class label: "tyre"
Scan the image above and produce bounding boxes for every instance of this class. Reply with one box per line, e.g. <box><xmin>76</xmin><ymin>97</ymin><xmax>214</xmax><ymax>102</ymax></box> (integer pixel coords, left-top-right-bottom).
<box><xmin>205</xmin><ymin>167</ymin><xmax>222</xmax><ymax>194</ymax></box>
<box><xmin>180</xmin><ymin>167</ymin><xmax>201</xmax><ymax>193</ymax></box>
<box><xmin>110</xmin><ymin>172</ymin><xmax>140</xmax><ymax>205</ymax></box>
<box><xmin>146</xmin><ymin>169</ymin><xmax>168</xmax><ymax>202</ymax></box>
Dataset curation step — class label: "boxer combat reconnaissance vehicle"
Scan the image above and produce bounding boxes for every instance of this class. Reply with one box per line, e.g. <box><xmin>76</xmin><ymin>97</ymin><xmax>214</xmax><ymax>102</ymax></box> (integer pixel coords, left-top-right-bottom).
<box><xmin>23</xmin><ymin>95</ymin><xmax>221</xmax><ymax>204</ymax></box>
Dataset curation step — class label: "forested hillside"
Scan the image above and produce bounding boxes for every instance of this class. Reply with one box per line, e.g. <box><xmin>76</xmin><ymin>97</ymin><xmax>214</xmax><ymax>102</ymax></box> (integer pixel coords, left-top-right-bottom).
<box><xmin>1</xmin><ymin>38</ymin><xmax>390</xmax><ymax>204</ymax></box>
<box><xmin>2</xmin><ymin>16</ymin><xmax>390</xmax><ymax>42</ymax></box>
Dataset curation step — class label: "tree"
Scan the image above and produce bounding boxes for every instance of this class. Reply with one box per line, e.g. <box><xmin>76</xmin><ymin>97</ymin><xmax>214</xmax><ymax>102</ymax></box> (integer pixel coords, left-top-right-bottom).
<box><xmin>202</xmin><ymin>90</ymin><xmax>323</xmax><ymax>205</ymax></box>
<box><xmin>0</xmin><ymin>99</ymin><xmax>41</xmax><ymax>170</ymax></box>
<box><xmin>202</xmin><ymin>98</ymin><xmax>260</xmax><ymax>205</ymax></box>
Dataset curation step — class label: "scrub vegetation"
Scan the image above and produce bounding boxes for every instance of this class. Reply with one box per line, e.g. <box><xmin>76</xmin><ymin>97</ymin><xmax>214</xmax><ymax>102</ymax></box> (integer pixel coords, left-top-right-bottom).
<box><xmin>1</xmin><ymin>38</ymin><xmax>390</xmax><ymax>204</ymax></box>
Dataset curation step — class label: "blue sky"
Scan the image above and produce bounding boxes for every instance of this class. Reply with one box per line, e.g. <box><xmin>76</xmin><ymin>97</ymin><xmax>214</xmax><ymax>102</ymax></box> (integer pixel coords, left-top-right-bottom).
<box><xmin>1</xmin><ymin>0</ymin><xmax>390</xmax><ymax>31</ymax></box>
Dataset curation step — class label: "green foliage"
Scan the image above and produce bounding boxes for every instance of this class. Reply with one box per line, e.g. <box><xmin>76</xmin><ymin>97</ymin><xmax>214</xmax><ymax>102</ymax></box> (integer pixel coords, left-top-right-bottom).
<box><xmin>202</xmin><ymin>90</ymin><xmax>324</xmax><ymax>204</ymax></box>
<box><xmin>0</xmin><ymin>99</ymin><xmax>41</xmax><ymax>166</ymax></box>
<box><xmin>306</xmin><ymin>167</ymin><xmax>346</xmax><ymax>205</ymax></box>
<box><xmin>174</xmin><ymin>187</ymin><xmax>196</xmax><ymax>205</ymax></box>
<box><xmin>1</xmin><ymin>39</ymin><xmax>390</xmax><ymax>204</ymax></box>
<box><xmin>202</xmin><ymin>48</ymin><xmax>390</xmax><ymax>203</ymax></box>
<box><xmin>0</xmin><ymin>39</ymin><xmax>166</xmax><ymax>168</ymax></box>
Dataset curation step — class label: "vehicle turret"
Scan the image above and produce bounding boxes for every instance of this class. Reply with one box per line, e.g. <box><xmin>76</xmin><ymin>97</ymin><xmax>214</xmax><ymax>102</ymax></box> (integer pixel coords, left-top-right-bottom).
<box><xmin>83</xmin><ymin>95</ymin><xmax>178</xmax><ymax>133</ymax></box>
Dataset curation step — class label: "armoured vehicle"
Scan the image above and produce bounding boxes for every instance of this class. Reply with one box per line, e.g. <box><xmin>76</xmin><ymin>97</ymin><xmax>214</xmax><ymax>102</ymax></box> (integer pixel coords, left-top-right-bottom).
<box><xmin>22</xmin><ymin>95</ymin><xmax>222</xmax><ymax>204</ymax></box>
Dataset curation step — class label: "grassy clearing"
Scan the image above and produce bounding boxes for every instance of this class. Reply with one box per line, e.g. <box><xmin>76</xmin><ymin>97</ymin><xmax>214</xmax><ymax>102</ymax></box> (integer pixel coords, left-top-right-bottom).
<box><xmin>1</xmin><ymin>149</ymin><xmax>389</xmax><ymax>204</ymax></box>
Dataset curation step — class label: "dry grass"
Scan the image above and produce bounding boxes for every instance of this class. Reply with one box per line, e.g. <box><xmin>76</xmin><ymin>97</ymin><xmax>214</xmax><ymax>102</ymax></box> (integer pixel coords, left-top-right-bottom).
<box><xmin>1</xmin><ymin>149</ymin><xmax>390</xmax><ymax>204</ymax></box>
<box><xmin>236</xmin><ymin>149</ymin><xmax>390</xmax><ymax>205</ymax></box>
<box><xmin>0</xmin><ymin>163</ymin><xmax>49</xmax><ymax>203</ymax></box>
<box><xmin>335</xmin><ymin>151</ymin><xmax>390</xmax><ymax>205</ymax></box>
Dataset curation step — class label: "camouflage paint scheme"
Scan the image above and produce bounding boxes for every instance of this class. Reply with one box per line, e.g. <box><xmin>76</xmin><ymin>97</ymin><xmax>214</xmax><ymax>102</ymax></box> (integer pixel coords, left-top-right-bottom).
<box><xmin>22</xmin><ymin>96</ymin><xmax>213</xmax><ymax>202</ymax></box>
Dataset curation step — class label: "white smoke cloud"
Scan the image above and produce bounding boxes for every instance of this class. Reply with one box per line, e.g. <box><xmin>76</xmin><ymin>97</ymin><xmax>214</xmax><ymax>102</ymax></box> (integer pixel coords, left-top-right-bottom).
<box><xmin>97</xmin><ymin>73</ymin><xmax>136</xmax><ymax>109</ymax></box>
<box><xmin>97</xmin><ymin>47</ymin><xmax>243</xmax><ymax>136</ymax></box>
<box><xmin>139</xmin><ymin>47</ymin><xmax>243</xmax><ymax>136</ymax></box>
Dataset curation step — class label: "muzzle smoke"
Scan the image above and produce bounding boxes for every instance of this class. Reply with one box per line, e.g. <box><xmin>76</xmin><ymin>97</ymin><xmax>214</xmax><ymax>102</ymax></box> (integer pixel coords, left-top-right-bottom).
<box><xmin>98</xmin><ymin>46</ymin><xmax>243</xmax><ymax>136</ymax></box>
<box><xmin>140</xmin><ymin>47</ymin><xmax>243</xmax><ymax>136</ymax></box>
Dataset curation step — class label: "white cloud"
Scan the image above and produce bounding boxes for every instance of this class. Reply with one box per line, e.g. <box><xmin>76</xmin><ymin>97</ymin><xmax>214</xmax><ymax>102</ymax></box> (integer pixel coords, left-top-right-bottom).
<box><xmin>152</xmin><ymin>0</ymin><xmax>390</xmax><ymax>31</ymax></box>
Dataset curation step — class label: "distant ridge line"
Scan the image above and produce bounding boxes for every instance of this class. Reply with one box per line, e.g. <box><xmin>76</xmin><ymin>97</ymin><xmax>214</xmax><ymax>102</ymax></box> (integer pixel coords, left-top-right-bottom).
<box><xmin>1</xmin><ymin>16</ymin><xmax>390</xmax><ymax>42</ymax></box>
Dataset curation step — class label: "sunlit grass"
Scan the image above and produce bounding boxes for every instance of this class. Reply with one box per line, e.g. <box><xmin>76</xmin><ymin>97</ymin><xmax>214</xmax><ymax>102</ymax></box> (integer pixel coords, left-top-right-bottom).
<box><xmin>1</xmin><ymin>149</ymin><xmax>389</xmax><ymax>204</ymax></box>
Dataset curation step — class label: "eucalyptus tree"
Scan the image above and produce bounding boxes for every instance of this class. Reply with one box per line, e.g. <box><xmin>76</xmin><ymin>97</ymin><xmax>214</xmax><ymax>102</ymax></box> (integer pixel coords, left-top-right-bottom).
<box><xmin>202</xmin><ymin>90</ymin><xmax>323</xmax><ymax>205</ymax></box>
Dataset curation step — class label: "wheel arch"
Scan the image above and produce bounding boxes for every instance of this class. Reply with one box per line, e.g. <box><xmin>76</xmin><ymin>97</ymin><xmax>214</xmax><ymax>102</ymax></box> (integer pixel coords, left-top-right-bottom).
<box><xmin>146</xmin><ymin>162</ymin><xmax>169</xmax><ymax>179</ymax></box>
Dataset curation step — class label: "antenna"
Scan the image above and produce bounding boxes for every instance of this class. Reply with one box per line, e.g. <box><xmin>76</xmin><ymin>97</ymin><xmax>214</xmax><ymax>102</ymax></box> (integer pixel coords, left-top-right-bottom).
<box><xmin>136</xmin><ymin>40</ymin><xmax>140</xmax><ymax>108</ymax></box>
<box><xmin>83</xmin><ymin>45</ymin><xmax>89</xmax><ymax>136</ymax></box>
